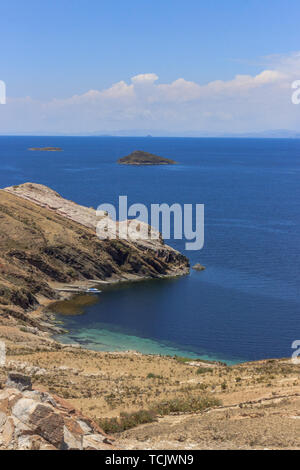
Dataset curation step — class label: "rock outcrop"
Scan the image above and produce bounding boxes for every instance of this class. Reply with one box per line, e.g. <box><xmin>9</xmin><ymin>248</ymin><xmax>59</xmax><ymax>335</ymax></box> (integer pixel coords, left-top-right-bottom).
<box><xmin>192</xmin><ymin>263</ymin><xmax>206</xmax><ymax>272</ymax></box>
<box><xmin>0</xmin><ymin>374</ymin><xmax>116</xmax><ymax>450</ymax></box>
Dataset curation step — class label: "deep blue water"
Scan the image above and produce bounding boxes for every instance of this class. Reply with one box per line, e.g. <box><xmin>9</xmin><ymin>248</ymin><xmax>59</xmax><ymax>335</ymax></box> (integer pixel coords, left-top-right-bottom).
<box><xmin>1</xmin><ymin>136</ymin><xmax>300</xmax><ymax>363</ymax></box>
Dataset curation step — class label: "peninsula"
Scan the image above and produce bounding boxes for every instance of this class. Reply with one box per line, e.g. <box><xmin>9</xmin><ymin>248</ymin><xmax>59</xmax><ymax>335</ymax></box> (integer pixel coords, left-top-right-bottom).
<box><xmin>0</xmin><ymin>182</ymin><xmax>189</xmax><ymax>315</ymax></box>
<box><xmin>118</xmin><ymin>150</ymin><xmax>176</xmax><ymax>165</ymax></box>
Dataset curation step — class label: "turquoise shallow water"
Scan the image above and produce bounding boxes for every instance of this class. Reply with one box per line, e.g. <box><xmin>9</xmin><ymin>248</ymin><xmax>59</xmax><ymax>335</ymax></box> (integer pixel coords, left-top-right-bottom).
<box><xmin>56</xmin><ymin>323</ymin><xmax>236</xmax><ymax>364</ymax></box>
<box><xmin>54</xmin><ymin>281</ymin><xmax>239</xmax><ymax>364</ymax></box>
<box><xmin>1</xmin><ymin>136</ymin><xmax>300</xmax><ymax>364</ymax></box>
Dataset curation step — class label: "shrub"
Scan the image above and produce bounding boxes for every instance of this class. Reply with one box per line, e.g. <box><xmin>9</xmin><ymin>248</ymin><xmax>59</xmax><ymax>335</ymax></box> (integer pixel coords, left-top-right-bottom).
<box><xmin>147</xmin><ymin>373</ymin><xmax>163</xmax><ymax>379</ymax></box>
<box><xmin>153</xmin><ymin>395</ymin><xmax>221</xmax><ymax>415</ymax></box>
<box><xmin>98</xmin><ymin>409</ymin><xmax>156</xmax><ymax>433</ymax></box>
<box><xmin>97</xmin><ymin>394</ymin><xmax>221</xmax><ymax>434</ymax></box>
<box><xmin>196</xmin><ymin>367</ymin><xmax>213</xmax><ymax>375</ymax></box>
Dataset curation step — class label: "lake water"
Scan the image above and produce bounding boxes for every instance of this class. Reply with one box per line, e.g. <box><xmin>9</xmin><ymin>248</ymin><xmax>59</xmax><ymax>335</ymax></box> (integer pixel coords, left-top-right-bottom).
<box><xmin>1</xmin><ymin>136</ymin><xmax>299</xmax><ymax>363</ymax></box>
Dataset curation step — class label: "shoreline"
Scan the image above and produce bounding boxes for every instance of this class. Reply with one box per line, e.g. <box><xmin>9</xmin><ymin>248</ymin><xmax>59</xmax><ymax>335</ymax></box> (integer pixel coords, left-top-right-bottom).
<box><xmin>41</xmin><ymin>277</ymin><xmax>265</xmax><ymax>367</ymax></box>
<box><xmin>2</xmin><ymin>270</ymin><xmax>284</xmax><ymax>367</ymax></box>
<box><xmin>34</xmin><ymin>274</ymin><xmax>233</xmax><ymax>366</ymax></box>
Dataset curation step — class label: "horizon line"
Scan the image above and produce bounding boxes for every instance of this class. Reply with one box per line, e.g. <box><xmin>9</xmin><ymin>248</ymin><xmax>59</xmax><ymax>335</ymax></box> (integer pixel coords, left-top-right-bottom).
<box><xmin>0</xmin><ymin>134</ymin><xmax>300</xmax><ymax>139</ymax></box>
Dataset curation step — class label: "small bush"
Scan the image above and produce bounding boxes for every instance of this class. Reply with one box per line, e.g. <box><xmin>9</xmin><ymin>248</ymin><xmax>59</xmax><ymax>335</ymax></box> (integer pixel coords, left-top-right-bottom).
<box><xmin>154</xmin><ymin>395</ymin><xmax>221</xmax><ymax>415</ymax></box>
<box><xmin>147</xmin><ymin>373</ymin><xmax>163</xmax><ymax>379</ymax></box>
<box><xmin>98</xmin><ymin>409</ymin><xmax>156</xmax><ymax>434</ymax></box>
<box><xmin>196</xmin><ymin>367</ymin><xmax>213</xmax><ymax>375</ymax></box>
<box><xmin>97</xmin><ymin>394</ymin><xmax>221</xmax><ymax>433</ymax></box>
<box><xmin>174</xmin><ymin>355</ymin><xmax>226</xmax><ymax>366</ymax></box>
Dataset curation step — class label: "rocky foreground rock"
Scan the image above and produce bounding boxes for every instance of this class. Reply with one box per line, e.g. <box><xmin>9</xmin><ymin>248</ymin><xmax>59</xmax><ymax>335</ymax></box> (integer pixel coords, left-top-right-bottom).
<box><xmin>0</xmin><ymin>373</ymin><xmax>116</xmax><ymax>450</ymax></box>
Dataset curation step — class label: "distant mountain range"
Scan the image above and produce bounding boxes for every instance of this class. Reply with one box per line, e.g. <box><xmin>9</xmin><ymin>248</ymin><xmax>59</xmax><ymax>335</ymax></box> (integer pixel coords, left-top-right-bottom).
<box><xmin>224</xmin><ymin>130</ymin><xmax>300</xmax><ymax>139</ymax></box>
<box><xmin>1</xmin><ymin>129</ymin><xmax>300</xmax><ymax>138</ymax></box>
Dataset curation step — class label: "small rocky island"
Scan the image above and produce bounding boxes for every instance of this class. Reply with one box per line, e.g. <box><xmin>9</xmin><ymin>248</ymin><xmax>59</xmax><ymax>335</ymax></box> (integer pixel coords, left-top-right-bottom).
<box><xmin>28</xmin><ymin>147</ymin><xmax>62</xmax><ymax>152</ymax></box>
<box><xmin>192</xmin><ymin>263</ymin><xmax>206</xmax><ymax>271</ymax></box>
<box><xmin>118</xmin><ymin>150</ymin><xmax>176</xmax><ymax>165</ymax></box>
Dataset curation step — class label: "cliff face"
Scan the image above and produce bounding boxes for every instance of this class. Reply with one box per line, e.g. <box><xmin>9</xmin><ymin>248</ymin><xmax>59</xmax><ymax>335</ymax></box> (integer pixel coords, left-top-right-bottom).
<box><xmin>0</xmin><ymin>183</ymin><xmax>189</xmax><ymax>314</ymax></box>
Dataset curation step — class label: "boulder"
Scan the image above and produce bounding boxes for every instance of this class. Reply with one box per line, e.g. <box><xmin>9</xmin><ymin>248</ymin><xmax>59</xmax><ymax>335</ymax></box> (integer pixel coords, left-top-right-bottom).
<box><xmin>0</xmin><ymin>383</ymin><xmax>117</xmax><ymax>450</ymax></box>
<box><xmin>6</xmin><ymin>373</ymin><xmax>32</xmax><ymax>392</ymax></box>
<box><xmin>192</xmin><ymin>263</ymin><xmax>206</xmax><ymax>272</ymax></box>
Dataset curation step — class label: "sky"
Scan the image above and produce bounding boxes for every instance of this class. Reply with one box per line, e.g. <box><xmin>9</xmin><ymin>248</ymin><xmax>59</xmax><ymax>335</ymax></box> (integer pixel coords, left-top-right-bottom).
<box><xmin>0</xmin><ymin>0</ymin><xmax>300</xmax><ymax>135</ymax></box>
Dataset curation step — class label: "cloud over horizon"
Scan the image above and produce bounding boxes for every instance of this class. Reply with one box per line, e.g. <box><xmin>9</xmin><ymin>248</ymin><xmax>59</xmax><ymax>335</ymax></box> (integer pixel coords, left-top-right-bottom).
<box><xmin>1</xmin><ymin>52</ymin><xmax>300</xmax><ymax>135</ymax></box>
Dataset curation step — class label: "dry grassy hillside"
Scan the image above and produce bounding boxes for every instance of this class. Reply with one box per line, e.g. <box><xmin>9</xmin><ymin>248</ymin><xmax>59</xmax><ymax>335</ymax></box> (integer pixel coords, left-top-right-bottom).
<box><xmin>0</xmin><ymin>345</ymin><xmax>299</xmax><ymax>450</ymax></box>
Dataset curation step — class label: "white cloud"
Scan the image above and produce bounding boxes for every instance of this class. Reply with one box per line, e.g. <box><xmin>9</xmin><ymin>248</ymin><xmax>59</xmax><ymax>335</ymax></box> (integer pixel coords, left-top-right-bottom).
<box><xmin>131</xmin><ymin>73</ymin><xmax>159</xmax><ymax>84</ymax></box>
<box><xmin>101</xmin><ymin>81</ymin><xmax>134</xmax><ymax>100</ymax></box>
<box><xmin>0</xmin><ymin>52</ymin><xmax>299</xmax><ymax>134</ymax></box>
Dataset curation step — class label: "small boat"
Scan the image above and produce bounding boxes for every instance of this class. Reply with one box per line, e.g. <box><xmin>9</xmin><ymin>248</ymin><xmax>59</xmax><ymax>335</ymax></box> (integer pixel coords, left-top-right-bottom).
<box><xmin>55</xmin><ymin>286</ymin><xmax>102</xmax><ymax>294</ymax></box>
<box><xmin>86</xmin><ymin>288</ymin><xmax>102</xmax><ymax>294</ymax></box>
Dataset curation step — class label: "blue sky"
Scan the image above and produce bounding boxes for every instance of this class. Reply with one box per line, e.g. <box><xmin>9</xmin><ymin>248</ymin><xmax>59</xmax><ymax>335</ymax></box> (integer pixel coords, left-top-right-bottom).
<box><xmin>1</xmin><ymin>0</ymin><xmax>300</xmax><ymax>134</ymax></box>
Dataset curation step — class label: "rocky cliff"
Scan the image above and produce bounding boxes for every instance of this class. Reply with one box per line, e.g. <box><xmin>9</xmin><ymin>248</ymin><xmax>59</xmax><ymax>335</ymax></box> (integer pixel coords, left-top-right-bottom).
<box><xmin>0</xmin><ymin>183</ymin><xmax>189</xmax><ymax>318</ymax></box>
